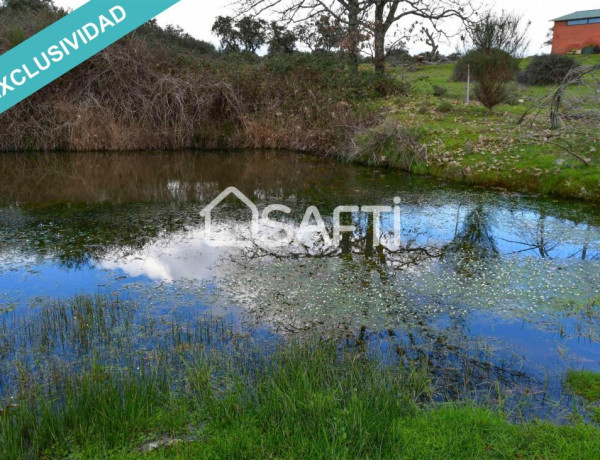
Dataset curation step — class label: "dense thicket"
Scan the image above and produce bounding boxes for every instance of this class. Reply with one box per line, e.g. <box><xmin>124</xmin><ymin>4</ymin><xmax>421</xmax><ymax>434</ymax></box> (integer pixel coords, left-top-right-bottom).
<box><xmin>451</xmin><ymin>48</ymin><xmax>519</xmax><ymax>83</ymax></box>
<box><xmin>517</xmin><ymin>55</ymin><xmax>576</xmax><ymax>86</ymax></box>
<box><xmin>0</xmin><ymin>2</ymin><xmax>402</xmax><ymax>153</ymax></box>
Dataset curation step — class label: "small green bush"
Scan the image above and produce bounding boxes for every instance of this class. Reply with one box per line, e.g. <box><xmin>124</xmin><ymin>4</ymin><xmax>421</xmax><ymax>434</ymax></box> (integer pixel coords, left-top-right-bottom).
<box><xmin>352</xmin><ymin>121</ymin><xmax>427</xmax><ymax>169</ymax></box>
<box><xmin>6</xmin><ymin>26</ymin><xmax>25</xmax><ymax>48</ymax></box>
<box><xmin>437</xmin><ymin>101</ymin><xmax>453</xmax><ymax>113</ymax></box>
<box><xmin>517</xmin><ymin>54</ymin><xmax>577</xmax><ymax>86</ymax></box>
<box><xmin>466</xmin><ymin>49</ymin><xmax>519</xmax><ymax>110</ymax></box>
<box><xmin>433</xmin><ymin>85</ymin><xmax>448</xmax><ymax>97</ymax></box>
<box><xmin>452</xmin><ymin>49</ymin><xmax>519</xmax><ymax>83</ymax></box>
<box><xmin>566</xmin><ymin>370</ymin><xmax>600</xmax><ymax>402</ymax></box>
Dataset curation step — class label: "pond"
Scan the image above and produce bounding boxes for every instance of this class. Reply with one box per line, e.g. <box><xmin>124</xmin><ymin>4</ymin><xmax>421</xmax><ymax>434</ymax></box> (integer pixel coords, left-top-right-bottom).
<box><xmin>1</xmin><ymin>151</ymin><xmax>599</xmax><ymax>420</ymax></box>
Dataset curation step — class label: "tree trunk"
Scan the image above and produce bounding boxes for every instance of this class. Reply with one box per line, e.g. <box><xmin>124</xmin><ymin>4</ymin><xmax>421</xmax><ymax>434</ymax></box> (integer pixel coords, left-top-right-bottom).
<box><xmin>347</xmin><ymin>0</ymin><xmax>360</xmax><ymax>74</ymax></box>
<box><xmin>373</xmin><ymin>32</ymin><xmax>386</xmax><ymax>73</ymax></box>
<box><xmin>373</xmin><ymin>2</ymin><xmax>386</xmax><ymax>73</ymax></box>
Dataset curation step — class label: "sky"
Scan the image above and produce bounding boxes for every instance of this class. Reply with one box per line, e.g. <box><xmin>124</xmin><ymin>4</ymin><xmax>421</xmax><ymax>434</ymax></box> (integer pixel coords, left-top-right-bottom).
<box><xmin>53</xmin><ymin>0</ymin><xmax>600</xmax><ymax>55</ymax></box>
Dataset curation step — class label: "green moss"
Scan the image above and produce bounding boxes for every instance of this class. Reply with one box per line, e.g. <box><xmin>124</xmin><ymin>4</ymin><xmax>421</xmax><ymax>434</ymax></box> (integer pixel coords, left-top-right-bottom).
<box><xmin>566</xmin><ymin>370</ymin><xmax>600</xmax><ymax>402</ymax></box>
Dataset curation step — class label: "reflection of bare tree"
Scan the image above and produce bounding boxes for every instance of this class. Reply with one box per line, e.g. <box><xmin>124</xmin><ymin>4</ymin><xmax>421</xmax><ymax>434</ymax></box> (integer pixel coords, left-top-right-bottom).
<box><xmin>496</xmin><ymin>211</ymin><xmax>600</xmax><ymax>260</ymax></box>
<box><xmin>534</xmin><ymin>214</ymin><xmax>552</xmax><ymax>258</ymax></box>
<box><xmin>442</xmin><ymin>205</ymin><xmax>498</xmax><ymax>268</ymax></box>
<box><xmin>235</xmin><ymin>212</ymin><xmax>441</xmax><ymax>272</ymax></box>
<box><xmin>500</xmin><ymin>213</ymin><xmax>558</xmax><ymax>259</ymax></box>
<box><xmin>568</xmin><ymin>225</ymin><xmax>600</xmax><ymax>261</ymax></box>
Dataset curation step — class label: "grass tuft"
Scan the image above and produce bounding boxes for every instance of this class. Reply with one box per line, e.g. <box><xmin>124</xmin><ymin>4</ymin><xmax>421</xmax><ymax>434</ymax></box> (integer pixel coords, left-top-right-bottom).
<box><xmin>1</xmin><ymin>292</ymin><xmax>600</xmax><ymax>458</ymax></box>
<box><xmin>566</xmin><ymin>370</ymin><xmax>600</xmax><ymax>402</ymax></box>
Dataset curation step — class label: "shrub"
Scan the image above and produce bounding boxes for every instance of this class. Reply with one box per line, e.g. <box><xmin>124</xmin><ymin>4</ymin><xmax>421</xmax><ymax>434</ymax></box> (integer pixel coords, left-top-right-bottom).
<box><xmin>436</xmin><ymin>101</ymin><xmax>453</xmax><ymax>113</ymax></box>
<box><xmin>0</xmin><ymin>8</ymin><xmax>383</xmax><ymax>154</ymax></box>
<box><xmin>0</xmin><ymin>2</ymin><xmax>390</xmax><ymax>155</ymax></box>
<box><xmin>502</xmin><ymin>82</ymin><xmax>522</xmax><ymax>105</ymax></box>
<box><xmin>0</xmin><ymin>0</ymin><xmax>59</xmax><ymax>53</ymax></box>
<box><xmin>451</xmin><ymin>54</ymin><xmax>471</xmax><ymax>82</ymax></box>
<box><xmin>582</xmin><ymin>44</ymin><xmax>600</xmax><ymax>55</ymax></box>
<box><xmin>137</xmin><ymin>21</ymin><xmax>217</xmax><ymax>55</ymax></box>
<box><xmin>2</xmin><ymin>0</ymin><xmax>55</xmax><ymax>11</ymax></box>
<box><xmin>6</xmin><ymin>26</ymin><xmax>25</xmax><ymax>47</ymax></box>
<box><xmin>476</xmin><ymin>81</ymin><xmax>507</xmax><ymax>110</ymax></box>
<box><xmin>451</xmin><ymin>48</ymin><xmax>519</xmax><ymax>82</ymax></box>
<box><xmin>466</xmin><ymin>49</ymin><xmax>519</xmax><ymax>110</ymax></box>
<box><xmin>351</xmin><ymin>121</ymin><xmax>427</xmax><ymax>169</ymax></box>
<box><xmin>366</xmin><ymin>72</ymin><xmax>409</xmax><ymax>97</ymax></box>
<box><xmin>517</xmin><ymin>54</ymin><xmax>576</xmax><ymax>86</ymax></box>
<box><xmin>262</xmin><ymin>52</ymin><xmax>408</xmax><ymax>99</ymax></box>
<box><xmin>386</xmin><ymin>47</ymin><xmax>413</xmax><ymax>66</ymax></box>
<box><xmin>433</xmin><ymin>85</ymin><xmax>448</xmax><ymax>97</ymax></box>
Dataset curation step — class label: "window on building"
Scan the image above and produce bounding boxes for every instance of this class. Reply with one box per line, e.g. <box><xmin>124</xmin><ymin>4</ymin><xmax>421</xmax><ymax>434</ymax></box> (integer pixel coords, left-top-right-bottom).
<box><xmin>567</xmin><ymin>17</ymin><xmax>600</xmax><ymax>25</ymax></box>
<box><xmin>567</xmin><ymin>19</ymin><xmax>590</xmax><ymax>26</ymax></box>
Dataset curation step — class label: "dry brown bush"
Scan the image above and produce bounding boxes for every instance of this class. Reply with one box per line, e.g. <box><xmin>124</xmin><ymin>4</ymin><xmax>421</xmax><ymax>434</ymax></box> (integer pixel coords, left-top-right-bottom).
<box><xmin>0</xmin><ymin>9</ymin><xmax>381</xmax><ymax>155</ymax></box>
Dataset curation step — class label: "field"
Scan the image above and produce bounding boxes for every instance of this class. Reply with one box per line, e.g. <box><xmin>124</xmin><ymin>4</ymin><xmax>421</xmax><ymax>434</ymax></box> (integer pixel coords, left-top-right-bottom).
<box><xmin>349</xmin><ymin>55</ymin><xmax>600</xmax><ymax>202</ymax></box>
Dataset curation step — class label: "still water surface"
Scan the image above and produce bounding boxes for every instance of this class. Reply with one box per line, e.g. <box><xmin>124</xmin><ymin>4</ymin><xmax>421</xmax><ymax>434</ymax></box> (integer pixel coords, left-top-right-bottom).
<box><xmin>1</xmin><ymin>151</ymin><xmax>599</xmax><ymax>414</ymax></box>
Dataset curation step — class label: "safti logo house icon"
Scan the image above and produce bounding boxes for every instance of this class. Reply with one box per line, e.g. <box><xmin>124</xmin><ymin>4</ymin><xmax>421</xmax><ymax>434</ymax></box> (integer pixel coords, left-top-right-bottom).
<box><xmin>200</xmin><ymin>187</ymin><xmax>401</xmax><ymax>252</ymax></box>
<box><xmin>200</xmin><ymin>186</ymin><xmax>404</xmax><ymax>251</ymax></box>
<box><xmin>200</xmin><ymin>187</ymin><xmax>260</xmax><ymax>247</ymax></box>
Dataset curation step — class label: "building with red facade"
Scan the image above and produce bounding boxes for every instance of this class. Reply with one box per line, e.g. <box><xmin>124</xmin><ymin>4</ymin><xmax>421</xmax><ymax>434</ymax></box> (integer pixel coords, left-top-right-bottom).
<box><xmin>552</xmin><ymin>9</ymin><xmax>600</xmax><ymax>54</ymax></box>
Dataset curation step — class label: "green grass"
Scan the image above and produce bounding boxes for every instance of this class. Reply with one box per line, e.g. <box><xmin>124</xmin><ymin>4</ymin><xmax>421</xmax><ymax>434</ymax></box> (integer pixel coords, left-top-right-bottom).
<box><xmin>2</xmin><ymin>339</ymin><xmax>600</xmax><ymax>458</ymax></box>
<box><xmin>354</xmin><ymin>56</ymin><xmax>600</xmax><ymax>202</ymax></box>
<box><xmin>140</xmin><ymin>406</ymin><xmax>600</xmax><ymax>459</ymax></box>
<box><xmin>0</xmin><ymin>368</ymin><xmax>186</xmax><ymax>458</ymax></box>
<box><xmin>3</xmin><ymin>295</ymin><xmax>600</xmax><ymax>458</ymax></box>
<box><xmin>566</xmin><ymin>370</ymin><xmax>600</xmax><ymax>402</ymax></box>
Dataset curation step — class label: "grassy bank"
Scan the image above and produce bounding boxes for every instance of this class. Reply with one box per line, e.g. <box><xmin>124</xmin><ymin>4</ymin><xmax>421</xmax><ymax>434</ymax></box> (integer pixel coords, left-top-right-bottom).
<box><xmin>0</xmin><ymin>3</ymin><xmax>599</xmax><ymax>202</ymax></box>
<box><xmin>2</xmin><ymin>295</ymin><xmax>600</xmax><ymax>458</ymax></box>
<box><xmin>348</xmin><ymin>56</ymin><xmax>600</xmax><ymax>202</ymax></box>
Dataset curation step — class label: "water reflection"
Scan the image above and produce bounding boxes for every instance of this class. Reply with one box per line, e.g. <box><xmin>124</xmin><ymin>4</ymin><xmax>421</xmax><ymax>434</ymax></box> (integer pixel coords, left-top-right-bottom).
<box><xmin>99</xmin><ymin>228</ymin><xmax>225</xmax><ymax>282</ymax></box>
<box><xmin>0</xmin><ymin>151</ymin><xmax>600</xmax><ymax>407</ymax></box>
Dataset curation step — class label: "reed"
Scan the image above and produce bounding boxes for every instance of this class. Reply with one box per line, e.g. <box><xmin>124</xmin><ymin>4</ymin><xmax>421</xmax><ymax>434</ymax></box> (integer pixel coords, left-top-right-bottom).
<box><xmin>1</xmin><ymin>295</ymin><xmax>600</xmax><ymax>458</ymax></box>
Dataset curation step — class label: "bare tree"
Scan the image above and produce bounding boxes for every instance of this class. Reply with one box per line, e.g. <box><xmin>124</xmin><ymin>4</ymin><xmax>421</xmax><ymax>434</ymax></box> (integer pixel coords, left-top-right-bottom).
<box><xmin>519</xmin><ymin>62</ymin><xmax>600</xmax><ymax>132</ymax></box>
<box><xmin>549</xmin><ymin>63</ymin><xmax>600</xmax><ymax>131</ymax></box>
<box><xmin>367</xmin><ymin>0</ymin><xmax>476</xmax><ymax>72</ymax></box>
<box><xmin>463</xmin><ymin>10</ymin><xmax>531</xmax><ymax>57</ymax></box>
<box><xmin>421</xmin><ymin>26</ymin><xmax>441</xmax><ymax>61</ymax></box>
<box><xmin>240</xmin><ymin>0</ymin><xmax>477</xmax><ymax>73</ymax></box>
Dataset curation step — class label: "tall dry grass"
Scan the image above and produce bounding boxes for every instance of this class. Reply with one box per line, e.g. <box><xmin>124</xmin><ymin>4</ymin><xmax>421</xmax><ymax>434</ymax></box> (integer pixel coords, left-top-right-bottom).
<box><xmin>0</xmin><ymin>7</ymin><xmax>396</xmax><ymax>154</ymax></box>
